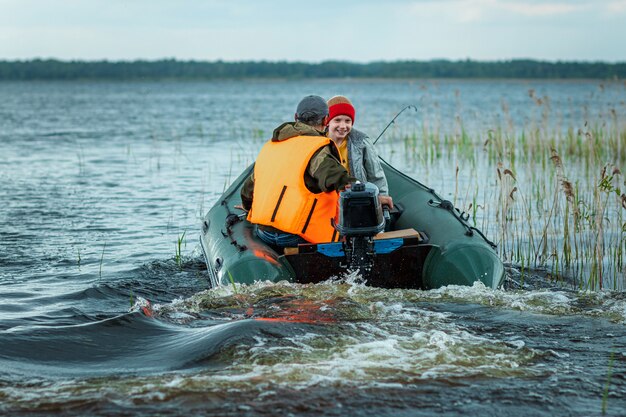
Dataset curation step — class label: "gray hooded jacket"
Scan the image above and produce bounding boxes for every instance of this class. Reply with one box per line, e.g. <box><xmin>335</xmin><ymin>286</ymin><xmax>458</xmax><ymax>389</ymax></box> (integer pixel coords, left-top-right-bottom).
<box><xmin>347</xmin><ymin>128</ymin><xmax>389</xmax><ymax>195</ymax></box>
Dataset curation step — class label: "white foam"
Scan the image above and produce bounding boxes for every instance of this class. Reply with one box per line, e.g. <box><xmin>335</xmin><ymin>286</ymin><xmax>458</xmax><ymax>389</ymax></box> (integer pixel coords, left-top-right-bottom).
<box><xmin>111</xmin><ymin>280</ymin><xmax>626</xmax><ymax>392</ymax></box>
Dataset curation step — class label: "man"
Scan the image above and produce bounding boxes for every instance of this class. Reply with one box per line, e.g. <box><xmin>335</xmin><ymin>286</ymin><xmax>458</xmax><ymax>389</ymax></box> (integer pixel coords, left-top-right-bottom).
<box><xmin>241</xmin><ymin>95</ymin><xmax>354</xmax><ymax>247</ymax></box>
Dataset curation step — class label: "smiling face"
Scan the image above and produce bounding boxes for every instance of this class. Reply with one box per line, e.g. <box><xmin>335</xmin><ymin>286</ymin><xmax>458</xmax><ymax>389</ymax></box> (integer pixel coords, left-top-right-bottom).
<box><xmin>327</xmin><ymin>115</ymin><xmax>353</xmax><ymax>143</ymax></box>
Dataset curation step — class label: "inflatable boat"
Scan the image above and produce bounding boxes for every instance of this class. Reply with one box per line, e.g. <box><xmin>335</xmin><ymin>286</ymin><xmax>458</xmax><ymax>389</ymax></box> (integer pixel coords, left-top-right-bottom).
<box><xmin>200</xmin><ymin>159</ymin><xmax>504</xmax><ymax>290</ymax></box>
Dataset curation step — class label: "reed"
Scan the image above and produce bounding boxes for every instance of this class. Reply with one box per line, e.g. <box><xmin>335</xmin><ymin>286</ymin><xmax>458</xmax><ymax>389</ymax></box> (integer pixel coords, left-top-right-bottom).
<box><xmin>602</xmin><ymin>349</ymin><xmax>615</xmax><ymax>415</ymax></box>
<box><xmin>175</xmin><ymin>231</ymin><xmax>186</xmax><ymax>268</ymax></box>
<box><xmin>403</xmin><ymin>88</ymin><xmax>626</xmax><ymax>290</ymax></box>
<box><xmin>227</xmin><ymin>270</ymin><xmax>238</xmax><ymax>295</ymax></box>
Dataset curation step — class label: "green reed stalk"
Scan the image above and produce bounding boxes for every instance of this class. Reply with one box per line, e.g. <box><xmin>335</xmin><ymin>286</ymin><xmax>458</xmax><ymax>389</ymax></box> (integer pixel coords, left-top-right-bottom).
<box><xmin>602</xmin><ymin>349</ymin><xmax>615</xmax><ymax>415</ymax></box>
<box><xmin>553</xmin><ymin>252</ymin><xmax>560</xmax><ymax>283</ymax></box>
<box><xmin>175</xmin><ymin>231</ymin><xmax>186</xmax><ymax>268</ymax></box>
<box><xmin>471</xmin><ymin>189</ymin><xmax>478</xmax><ymax>227</ymax></box>
<box><xmin>227</xmin><ymin>270</ymin><xmax>238</xmax><ymax>294</ymax></box>
<box><xmin>454</xmin><ymin>164</ymin><xmax>459</xmax><ymax>207</ymax></box>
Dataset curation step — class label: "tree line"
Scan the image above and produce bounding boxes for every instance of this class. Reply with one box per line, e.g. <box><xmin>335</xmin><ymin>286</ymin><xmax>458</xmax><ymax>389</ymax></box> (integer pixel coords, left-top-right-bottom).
<box><xmin>0</xmin><ymin>59</ymin><xmax>624</xmax><ymax>80</ymax></box>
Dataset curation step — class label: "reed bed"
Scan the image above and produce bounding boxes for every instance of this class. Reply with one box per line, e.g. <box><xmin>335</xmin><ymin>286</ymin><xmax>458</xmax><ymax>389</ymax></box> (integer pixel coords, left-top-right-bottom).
<box><xmin>392</xmin><ymin>91</ymin><xmax>625</xmax><ymax>290</ymax></box>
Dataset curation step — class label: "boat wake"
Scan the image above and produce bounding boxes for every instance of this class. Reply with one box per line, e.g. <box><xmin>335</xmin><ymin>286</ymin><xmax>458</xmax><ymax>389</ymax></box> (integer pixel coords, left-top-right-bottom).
<box><xmin>1</xmin><ymin>259</ymin><xmax>625</xmax><ymax>416</ymax></box>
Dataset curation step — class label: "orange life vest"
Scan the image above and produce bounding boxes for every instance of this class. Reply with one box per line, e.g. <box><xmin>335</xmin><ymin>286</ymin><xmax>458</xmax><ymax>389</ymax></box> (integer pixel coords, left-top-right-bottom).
<box><xmin>248</xmin><ymin>135</ymin><xmax>340</xmax><ymax>243</ymax></box>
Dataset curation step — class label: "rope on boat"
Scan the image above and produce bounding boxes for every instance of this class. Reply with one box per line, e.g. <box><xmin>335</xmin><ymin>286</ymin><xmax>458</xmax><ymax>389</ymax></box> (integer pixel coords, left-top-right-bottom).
<box><xmin>214</xmin><ymin>164</ymin><xmax>253</xmax><ymax>252</ymax></box>
<box><xmin>428</xmin><ymin>199</ymin><xmax>497</xmax><ymax>249</ymax></box>
<box><xmin>428</xmin><ymin>199</ymin><xmax>474</xmax><ymax>237</ymax></box>
<box><xmin>470</xmin><ymin>226</ymin><xmax>497</xmax><ymax>249</ymax></box>
<box><xmin>221</xmin><ymin>200</ymin><xmax>248</xmax><ymax>252</ymax></box>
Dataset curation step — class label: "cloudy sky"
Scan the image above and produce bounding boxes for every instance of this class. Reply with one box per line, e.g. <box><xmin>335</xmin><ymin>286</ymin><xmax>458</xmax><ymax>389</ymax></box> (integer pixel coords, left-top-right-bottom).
<box><xmin>1</xmin><ymin>0</ymin><xmax>624</xmax><ymax>62</ymax></box>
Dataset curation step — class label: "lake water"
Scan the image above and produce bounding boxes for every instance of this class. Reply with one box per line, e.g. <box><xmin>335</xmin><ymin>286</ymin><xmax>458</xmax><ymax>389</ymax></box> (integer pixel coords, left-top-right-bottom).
<box><xmin>1</xmin><ymin>80</ymin><xmax>625</xmax><ymax>416</ymax></box>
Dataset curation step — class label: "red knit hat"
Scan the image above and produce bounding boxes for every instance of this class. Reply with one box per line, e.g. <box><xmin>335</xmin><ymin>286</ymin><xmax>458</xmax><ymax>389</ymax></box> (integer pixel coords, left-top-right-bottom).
<box><xmin>327</xmin><ymin>95</ymin><xmax>356</xmax><ymax>123</ymax></box>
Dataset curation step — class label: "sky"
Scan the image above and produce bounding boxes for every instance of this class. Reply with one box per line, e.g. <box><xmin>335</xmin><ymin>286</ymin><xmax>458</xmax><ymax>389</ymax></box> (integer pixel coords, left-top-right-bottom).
<box><xmin>1</xmin><ymin>0</ymin><xmax>625</xmax><ymax>62</ymax></box>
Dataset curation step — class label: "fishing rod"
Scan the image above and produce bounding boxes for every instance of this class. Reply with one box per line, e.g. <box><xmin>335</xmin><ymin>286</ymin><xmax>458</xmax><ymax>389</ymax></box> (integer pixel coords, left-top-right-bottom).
<box><xmin>373</xmin><ymin>104</ymin><xmax>418</xmax><ymax>145</ymax></box>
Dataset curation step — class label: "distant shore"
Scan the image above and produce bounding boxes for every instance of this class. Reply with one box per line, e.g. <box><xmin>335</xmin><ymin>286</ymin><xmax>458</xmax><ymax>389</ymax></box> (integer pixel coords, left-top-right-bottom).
<box><xmin>1</xmin><ymin>59</ymin><xmax>625</xmax><ymax>80</ymax></box>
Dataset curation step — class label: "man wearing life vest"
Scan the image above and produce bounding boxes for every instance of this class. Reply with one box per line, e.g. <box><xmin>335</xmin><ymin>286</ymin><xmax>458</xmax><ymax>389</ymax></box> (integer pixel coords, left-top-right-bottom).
<box><xmin>241</xmin><ymin>95</ymin><xmax>354</xmax><ymax>247</ymax></box>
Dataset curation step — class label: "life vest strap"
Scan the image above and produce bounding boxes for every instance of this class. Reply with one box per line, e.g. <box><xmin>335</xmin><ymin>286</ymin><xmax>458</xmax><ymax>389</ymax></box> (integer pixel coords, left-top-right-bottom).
<box><xmin>301</xmin><ymin>198</ymin><xmax>317</xmax><ymax>234</ymax></box>
<box><xmin>271</xmin><ymin>185</ymin><xmax>287</xmax><ymax>222</ymax></box>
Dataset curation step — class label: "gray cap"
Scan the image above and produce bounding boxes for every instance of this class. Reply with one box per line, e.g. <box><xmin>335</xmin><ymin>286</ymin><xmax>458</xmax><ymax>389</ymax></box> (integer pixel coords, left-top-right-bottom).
<box><xmin>296</xmin><ymin>95</ymin><xmax>328</xmax><ymax>121</ymax></box>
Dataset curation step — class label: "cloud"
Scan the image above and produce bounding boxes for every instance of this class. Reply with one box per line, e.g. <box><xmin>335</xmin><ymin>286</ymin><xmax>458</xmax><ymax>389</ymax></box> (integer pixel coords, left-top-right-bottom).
<box><xmin>606</xmin><ymin>0</ymin><xmax>626</xmax><ymax>12</ymax></box>
<box><xmin>407</xmin><ymin>0</ymin><xmax>490</xmax><ymax>23</ymax></box>
<box><xmin>455</xmin><ymin>0</ymin><xmax>492</xmax><ymax>22</ymax></box>
<box><xmin>500</xmin><ymin>2</ymin><xmax>587</xmax><ymax>16</ymax></box>
<box><xmin>409</xmin><ymin>0</ymin><xmax>589</xmax><ymax>23</ymax></box>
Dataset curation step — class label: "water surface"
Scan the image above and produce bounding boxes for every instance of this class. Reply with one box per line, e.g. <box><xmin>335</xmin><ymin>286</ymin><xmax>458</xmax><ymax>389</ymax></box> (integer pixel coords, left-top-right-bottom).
<box><xmin>1</xmin><ymin>80</ymin><xmax>625</xmax><ymax>416</ymax></box>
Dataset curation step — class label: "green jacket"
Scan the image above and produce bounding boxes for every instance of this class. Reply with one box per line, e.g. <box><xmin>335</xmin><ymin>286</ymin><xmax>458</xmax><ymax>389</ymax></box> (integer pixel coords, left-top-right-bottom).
<box><xmin>241</xmin><ymin>122</ymin><xmax>354</xmax><ymax>210</ymax></box>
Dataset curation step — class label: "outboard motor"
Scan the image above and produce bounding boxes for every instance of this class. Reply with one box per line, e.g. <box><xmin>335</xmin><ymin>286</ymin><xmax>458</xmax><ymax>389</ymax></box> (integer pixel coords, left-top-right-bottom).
<box><xmin>283</xmin><ymin>180</ymin><xmax>429</xmax><ymax>288</ymax></box>
<box><xmin>334</xmin><ymin>181</ymin><xmax>387</xmax><ymax>271</ymax></box>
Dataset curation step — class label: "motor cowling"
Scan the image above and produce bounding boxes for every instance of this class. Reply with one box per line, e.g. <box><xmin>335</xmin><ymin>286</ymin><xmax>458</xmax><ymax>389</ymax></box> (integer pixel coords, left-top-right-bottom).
<box><xmin>332</xmin><ymin>182</ymin><xmax>386</xmax><ymax>274</ymax></box>
<box><xmin>335</xmin><ymin>181</ymin><xmax>385</xmax><ymax>237</ymax></box>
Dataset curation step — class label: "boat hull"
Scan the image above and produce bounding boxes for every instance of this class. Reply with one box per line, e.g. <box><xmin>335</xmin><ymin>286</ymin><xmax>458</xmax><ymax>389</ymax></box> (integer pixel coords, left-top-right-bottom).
<box><xmin>200</xmin><ymin>160</ymin><xmax>504</xmax><ymax>289</ymax></box>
